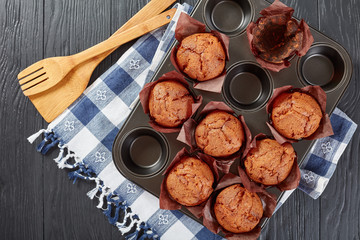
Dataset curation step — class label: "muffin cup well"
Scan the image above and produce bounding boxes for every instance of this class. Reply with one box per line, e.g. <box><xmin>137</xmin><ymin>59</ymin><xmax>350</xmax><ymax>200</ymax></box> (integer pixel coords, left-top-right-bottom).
<box><xmin>177</xmin><ymin>101</ymin><xmax>252</xmax><ymax>173</ymax></box>
<box><xmin>170</xmin><ymin>12</ymin><xmax>230</xmax><ymax>93</ymax></box>
<box><xmin>139</xmin><ymin>70</ymin><xmax>202</xmax><ymax>133</ymax></box>
<box><xmin>159</xmin><ymin>147</ymin><xmax>219</xmax><ymax>218</ymax></box>
<box><xmin>115</xmin><ymin>127</ymin><xmax>169</xmax><ymax>177</ymax></box>
<box><xmin>203</xmin><ymin>0</ymin><xmax>254</xmax><ymax>36</ymax></box>
<box><xmin>246</xmin><ymin>0</ymin><xmax>313</xmax><ymax>72</ymax></box>
<box><xmin>222</xmin><ymin>61</ymin><xmax>273</xmax><ymax>111</ymax></box>
<box><xmin>266</xmin><ymin>85</ymin><xmax>334</xmax><ymax>144</ymax></box>
<box><xmin>240</xmin><ymin>133</ymin><xmax>301</xmax><ymax>191</ymax></box>
<box><xmin>202</xmin><ymin>172</ymin><xmax>276</xmax><ymax>239</ymax></box>
<box><xmin>297</xmin><ymin>44</ymin><xmax>346</xmax><ymax>92</ymax></box>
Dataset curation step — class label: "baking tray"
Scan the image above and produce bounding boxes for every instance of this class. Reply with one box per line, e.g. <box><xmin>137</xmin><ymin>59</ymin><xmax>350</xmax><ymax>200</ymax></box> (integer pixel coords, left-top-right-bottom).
<box><xmin>112</xmin><ymin>0</ymin><xmax>352</xmax><ymax>233</ymax></box>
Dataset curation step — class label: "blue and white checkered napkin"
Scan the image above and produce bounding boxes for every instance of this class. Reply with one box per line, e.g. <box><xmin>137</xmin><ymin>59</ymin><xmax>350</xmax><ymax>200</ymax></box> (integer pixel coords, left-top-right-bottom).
<box><xmin>29</xmin><ymin>4</ymin><xmax>222</xmax><ymax>240</ymax></box>
<box><xmin>28</xmin><ymin>3</ymin><xmax>357</xmax><ymax>239</ymax></box>
<box><xmin>275</xmin><ymin>108</ymin><xmax>357</xmax><ymax>211</ymax></box>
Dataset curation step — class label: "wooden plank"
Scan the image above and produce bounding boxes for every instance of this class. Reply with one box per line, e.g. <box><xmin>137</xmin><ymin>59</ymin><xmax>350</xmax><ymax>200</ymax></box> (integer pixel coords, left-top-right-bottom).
<box><xmin>261</xmin><ymin>1</ymin><xmax>320</xmax><ymax>239</ymax></box>
<box><xmin>281</xmin><ymin>0</ymin><xmax>318</xmax><ymax>28</ymax></box>
<box><xmin>109</xmin><ymin>1</ymin><xmax>161</xmax><ymax>238</ymax></box>
<box><xmin>42</xmin><ymin>0</ymin><xmax>115</xmax><ymax>239</ymax></box>
<box><xmin>261</xmin><ymin>191</ymin><xmax>320</xmax><ymax>239</ymax></box>
<box><xmin>318</xmin><ymin>0</ymin><xmax>360</xmax><ymax>239</ymax></box>
<box><xmin>0</xmin><ymin>0</ymin><xmax>44</xmax><ymax>239</ymax></box>
<box><xmin>109</xmin><ymin>0</ymin><xmax>149</xmax><ymax>65</ymax></box>
<box><xmin>1</xmin><ymin>0</ymin><xmax>358</xmax><ymax>239</ymax></box>
<box><xmin>108</xmin><ymin>1</ymin><xmax>197</xmax><ymax>239</ymax></box>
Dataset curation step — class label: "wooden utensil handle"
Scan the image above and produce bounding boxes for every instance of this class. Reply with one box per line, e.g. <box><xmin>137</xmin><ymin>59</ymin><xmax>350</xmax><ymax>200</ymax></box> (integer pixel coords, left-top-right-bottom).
<box><xmin>72</xmin><ymin>9</ymin><xmax>176</xmax><ymax>65</ymax></box>
<box><xmin>95</xmin><ymin>0</ymin><xmax>176</xmax><ymax>63</ymax></box>
<box><xmin>115</xmin><ymin>0</ymin><xmax>176</xmax><ymax>35</ymax></box>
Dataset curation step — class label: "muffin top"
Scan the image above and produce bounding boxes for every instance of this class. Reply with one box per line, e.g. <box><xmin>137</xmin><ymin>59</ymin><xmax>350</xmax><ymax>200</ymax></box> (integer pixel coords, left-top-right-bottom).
<box><xmin>149</xmin><ymin>80</ymin><xmax>194</xmax><ymax>128</ymax></box>
<box><xmin>244</xmin><ymin>138</ymin><xmax>295</xmax><ymax>185</ymax></box>
<box><xmin>214</xmin><ymin>184</ymin><xmax>263</xmax><ymax>233</ymax></box>
<box><xmin>271</xmin><ymin>91</ymin><xmax>322</xmax><ymax>139</ymax></box>
<box><xmin>166</xmin><ymin>156</ymin><xmax>214</xmax><ymax>206</ymax></box>
<box><xmin>195</xmin><ymin>111</ymin><xmax>244</xmax><ymax>158</ymax></box>
<box><xmin>176</xmin><ymin>33</ymin><xmax>226</xmax><ymax>81</ymax></box>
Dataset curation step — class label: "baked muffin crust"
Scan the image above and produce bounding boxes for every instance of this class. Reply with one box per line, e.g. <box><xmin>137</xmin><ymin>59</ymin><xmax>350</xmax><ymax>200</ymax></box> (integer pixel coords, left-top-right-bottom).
<box><xmin>195</xmin><ymin>111</ymin><xmax>244</xmax><ymax>157</ymax></box>
<box><xmin>176</xmin><ymin>33</ymin><xmax>226</xmax><ymax>81</ymax></box>
<box><xmin>244</xmin><ymin>138</ymin><xmax>295</xmax><ymax>185</ymax></box>
<box><xmin>149</xmin><ymin>80</ymin><xmax>194</xmax><ymax>128</ymax></box>
<box><xmin>166</xmin><ymin>157</ymin><xmax>214</xmax><ymax>206</ymax></box>
<box><xmin>214</xmin><ymin>184</ymin><xmax>263</xmax><ymax>233</ymax></box>
<box><xmin>271</xmin><ymin>91</ymin><xmax>322</xmax><ymax>139</ymax></box>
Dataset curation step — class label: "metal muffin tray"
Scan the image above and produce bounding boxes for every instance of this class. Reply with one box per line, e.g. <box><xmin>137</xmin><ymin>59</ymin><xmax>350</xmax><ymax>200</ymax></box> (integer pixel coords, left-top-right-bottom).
<box><xmin>112</xmin><ymin>0</ymin><xmax>352</xmax><ymax>232</ymax></box>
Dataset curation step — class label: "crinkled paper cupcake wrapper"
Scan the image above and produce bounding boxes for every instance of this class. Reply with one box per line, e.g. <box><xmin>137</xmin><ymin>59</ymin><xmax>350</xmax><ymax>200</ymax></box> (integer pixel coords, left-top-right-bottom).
<box><xmin>240</xmin><ymin>133</ymin><xmax>301</xmax><ymax>191</ymax></box>
<box><xmin>177</xmin><ymin>101</ymin><xmax>252</xmax><ymax>173</ymax></box>
<box><xmin>266</xmin><ymin>85</ymin><xmax>334</xmax><ymax>144</ymax></box>
<box><xmin>246</xmin><ymin>0</ymin><xmax>314</xmax><ymax>72</ymax></box>
<box><xmin>202</xmin><ymin>171</ymin><xmax>277</xmax><ymax>239</ymax></box>
<box><xmin>139</xmin><ymin>70</ymin><xmax>202</xmax><ymax>133</ymax></box>
<box><xmin>159</xmin><ymin>147</ymin><xmax>219</xmax><ymax>218</ymax></box>
<box><xmin>170</xmin><ymin>13</ymin><xmax>230</xmax><ymax>92</ymax></box>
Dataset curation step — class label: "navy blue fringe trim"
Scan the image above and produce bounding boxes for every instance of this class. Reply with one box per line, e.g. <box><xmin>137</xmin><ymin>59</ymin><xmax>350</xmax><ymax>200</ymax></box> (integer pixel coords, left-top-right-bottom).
<box><xmin>37</xmin><ymin>132</ymin><xmax>159</xmax><ymax>240</ymax></box>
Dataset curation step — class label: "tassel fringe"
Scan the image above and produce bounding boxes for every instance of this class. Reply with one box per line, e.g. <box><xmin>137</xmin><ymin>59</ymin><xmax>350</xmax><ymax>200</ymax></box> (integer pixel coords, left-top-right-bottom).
<box><xmin>28</xmin><ymin>130</ymin><xmax>159</xmax><ymax>239</ymax></box>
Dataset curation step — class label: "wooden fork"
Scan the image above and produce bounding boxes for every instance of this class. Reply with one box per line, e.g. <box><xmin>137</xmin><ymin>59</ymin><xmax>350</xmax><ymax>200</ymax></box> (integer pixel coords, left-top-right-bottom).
<box><xmin>18</xmin><ymin>8</ymin><xmax>176</xmax><ymax>97</ymax></box>
<box><xmin>27</xmin><ymin>0</ymin><xmax>176</xmax><ymax>122</ymax></box>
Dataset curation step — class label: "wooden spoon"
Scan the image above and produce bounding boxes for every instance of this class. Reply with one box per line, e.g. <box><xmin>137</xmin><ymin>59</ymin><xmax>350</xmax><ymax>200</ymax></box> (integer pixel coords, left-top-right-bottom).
<box><xmin>27</xmin><ymin>0</ymin><xmax>176</xmax><ymax>122</ymax></box>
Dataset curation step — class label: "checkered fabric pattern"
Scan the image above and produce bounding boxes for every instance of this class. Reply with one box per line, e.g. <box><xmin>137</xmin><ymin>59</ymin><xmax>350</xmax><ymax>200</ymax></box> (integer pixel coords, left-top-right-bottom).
<box><xmin>275</xmin><ymin>108</ymin><xmax>357</xmax><ymax>211</ymax></box>
<box><xmin>299</xmin><ymin>108</ymin><xmax>357</xmax><ymax>199</ymax></box>
<box><xmin>28</xmin><ymin>2</ymin><xmax>357</xmax><ymax>239</ymax></box>
<box><xmin>30</xmin><ymin>4</ymin><xmax>223</xmax><ymax>239</ymax></box>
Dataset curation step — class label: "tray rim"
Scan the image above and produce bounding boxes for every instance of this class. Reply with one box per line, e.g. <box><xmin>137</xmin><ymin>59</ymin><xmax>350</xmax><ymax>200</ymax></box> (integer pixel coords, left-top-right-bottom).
<box><xmin>111</xmin><ymin>0</ymin><xmax>353</xmax><ymax>235</ymax></box>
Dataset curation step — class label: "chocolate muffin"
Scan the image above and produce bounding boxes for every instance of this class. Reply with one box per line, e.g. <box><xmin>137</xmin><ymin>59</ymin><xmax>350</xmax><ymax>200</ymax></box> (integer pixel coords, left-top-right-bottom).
<box><xmin>148</xmin><ymin>80</ymin><xmax>194</xmax><ymax>128</ymax></box>
<box><xmin>252</xmin><ymin>15</ymin><xmax>303</xmax><ymax>64</ymax></box>
<box><xmin>195</xmin><ymin>111</ymin><xmax>244</xmax><ymax>158</ymax></box>
<box><xmin>214</xmin><ymin>184</ymin><xmax>263</xmax><ymax>233</ymax></box>
<box><xmin>166</xmin><ymin>157</ymin><xmax>214</xmax><ymax>206</ymax></box>
<box><xmin>244</xmin><ymin>138</ymin><xmax>295</xmax><ymax>185</ymax></box>
<box><xmin>271</xmin><ymin>91</ymin><xmax>322</xmax><ymax>139</ymax></box>
<box><xmin>176</xmin><ymin>33</ymin><xmax>226</xmax><ymax>81</ymax></box>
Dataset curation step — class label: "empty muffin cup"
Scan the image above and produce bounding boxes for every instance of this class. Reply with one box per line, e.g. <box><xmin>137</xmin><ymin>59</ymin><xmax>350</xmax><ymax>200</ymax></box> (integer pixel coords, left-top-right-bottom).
<box><xmin>117</xmin><ymin>127</ymin><xmax>169</xmax><ymax>177</ymax></box>
<box><xmin>204</xmin><ymin>0</ymin><xmax>253</xmax><ymax>36</ymax></box>
<box><xmin>223</xmin><ymin>62</ymin><xmax>273</xmax><ymax>111</ymax></box>
<box><xmin>298</xmin><ymin>44</ymin><xmax>345</xmax><ymax>92</ymax></box>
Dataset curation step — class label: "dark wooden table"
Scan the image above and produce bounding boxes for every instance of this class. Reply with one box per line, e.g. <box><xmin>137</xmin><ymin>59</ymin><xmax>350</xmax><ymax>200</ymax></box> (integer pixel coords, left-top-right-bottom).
<box><xmin>1</xmin><ymin>0</ymin><xmax>359</xmax><ymax>239</ymax></box>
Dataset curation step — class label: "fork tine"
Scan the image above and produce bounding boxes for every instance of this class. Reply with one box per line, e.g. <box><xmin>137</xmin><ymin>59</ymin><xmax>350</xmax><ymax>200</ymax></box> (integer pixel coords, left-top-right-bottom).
<box><xmin>17</xmin><ymin>61</ymin><xmax>44</xmax><ymax>80</ymax></box>
<box><xmin>18</xmin><ymin>70</ymin><xmax>46</xmax><ymax>86</ymax></box>
<box><xmin>21</xmin><ymin>76</ymin><xmax>49</xmax><ymax>96</ymax></box>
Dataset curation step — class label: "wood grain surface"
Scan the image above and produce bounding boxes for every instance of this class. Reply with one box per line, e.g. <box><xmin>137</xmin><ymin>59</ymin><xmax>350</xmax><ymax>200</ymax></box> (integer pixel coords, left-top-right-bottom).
<box><xmin>0</xmin><ymin>0</ymin><xmax>359</xmax><ymax>239</ymax></box>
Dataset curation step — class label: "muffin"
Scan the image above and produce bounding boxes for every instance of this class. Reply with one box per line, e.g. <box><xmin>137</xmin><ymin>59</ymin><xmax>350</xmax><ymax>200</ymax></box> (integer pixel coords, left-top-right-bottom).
<box><xmin>176</xmin><ymin>33</ymin><xmax>226</xmax><ymax>81</ymax></box>
<box><xmin>195</xmin><ymin>111</ymin><xmax>244</xmax><ymax>158</ymax></box>
<box><xmin>148</xmin><ymin>80</ymin><xmax>194</xmax><ymax>128</ymax></box>
<box><xmin>166</xmin><ymin>156</ymin><xmax>214</xmax><ymax>206</ymax></box>
<box><xmin>246</xmin><ymin>0</ymin><xmax>313</xmax><ymax>72</ymax></box>
<box><xmin>252</xmin><ymin>15</ymin><xmax>303</xmax><ymax>64</ymax></box>
<box><xmin>244</xmin><ymin>138</ymin><xmax>296</xmax><ymax>185</ymax></box>
<box><xmin>271</xmin><ymin>91</ymin><xmax>322</xmax><ymax>139</ymax></box>
<box><xmin>214</xmin><ymin>184</ymin><xmax>263</xmax><ymax>233</ymax></box>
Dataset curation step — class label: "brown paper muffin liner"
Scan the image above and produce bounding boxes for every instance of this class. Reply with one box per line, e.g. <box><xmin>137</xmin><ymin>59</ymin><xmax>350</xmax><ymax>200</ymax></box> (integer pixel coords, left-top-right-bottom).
<box><xmin>139</xmin><ymin>70</ymin><xmax>202</xmax><ymax>133</ymax></box>
<box><xmin>170</xmin><ymin>12</ymin><xmax>230</xmax><ymax>93</ymax></box>
<box><xmin>266</xmin><ymin>85</ymin><xmax>334</xmax><ymax>144</ymax></box>
<box><xmin>246</xmin><ymin>0</ymin><xmax>313</xmax><ymax>72</ymax></box>
<box><xmin>159</xmin><ymin>147</ymin><xmax>220</xmax><ymax>218</ymax></box>
<box><xmin>177</xmin><ymin>101</ymin><xmax>252</xmax><ymax>173</ymax></box>
<box><xmin>240</xmin><ymin>133</ymin><xmax>300</xmax><ymax>191</ymax></box>
<box><xmin>202</xmin><ymin>172</ymin><xmax>277</xmax><ymax>239</ymax></box>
